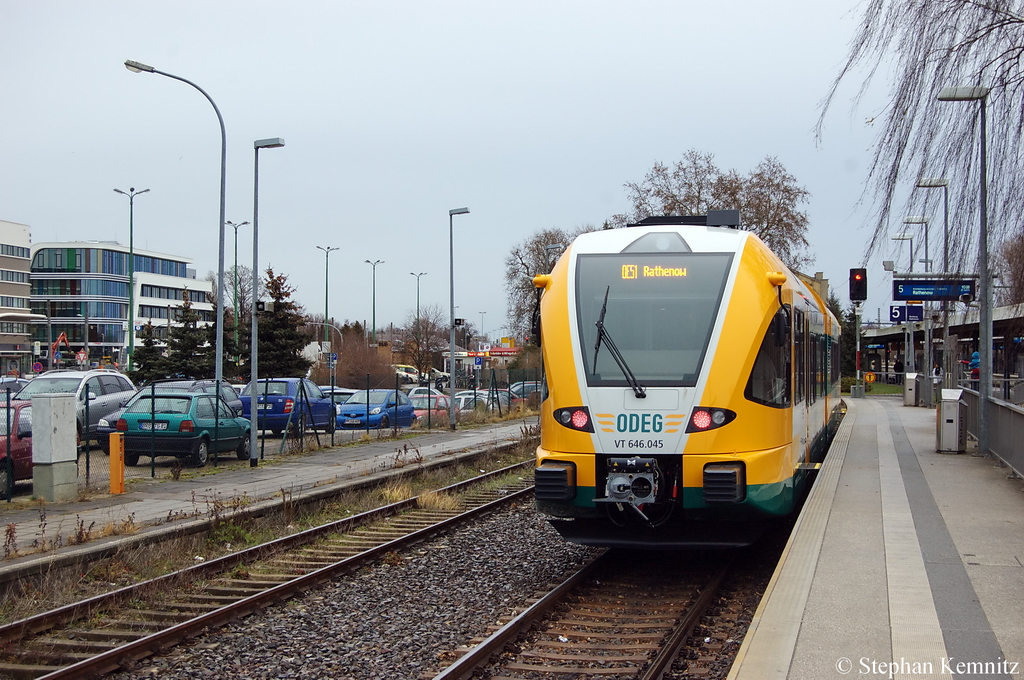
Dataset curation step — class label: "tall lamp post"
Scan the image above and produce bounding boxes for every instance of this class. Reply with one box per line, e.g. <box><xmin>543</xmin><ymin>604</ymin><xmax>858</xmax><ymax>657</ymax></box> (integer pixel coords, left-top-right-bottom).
<box><xmin>317</xmin><ymin>246</ymin><xmax>339</xmax><ymax>346</ymax></box>
<box><xmin>448</xmin><ymin>207</ymin><xmax>470</xmax><ymax>430</ymax></box>
<box><xmin>410</xmin><ymin>272</ymin><xmax>426</xmax><ymax>373</ymax></box>
<box><xmin>250</xmin><ymin>137</ymin><xmax>285</xmax><ymax>467</ymax></box>
<box><xmin>227</xmin><ymin>220</ymin><xmax>250</xmax><ymax>365</ymax></box>
<box><xmin>125</xmin><ymin>59</ymin><xmax>229</xmax><ymax>392</ymax></box>
<box><xmin>917</xmin><ymin>177</ymin><xmax>952</xmax><ymax>384</ymax></box>
<box><xmin>939</xmin><ymin>84</ymin><xmax>992</xmax><ymax>459</ymax></box>
<box><xmin>905</xmin><ymin>215</ymin><xmax>933</xmax><ymax>405</ymax></box>
<box><xmin>365</xmin><ymin>260</ymin><xmax>384</xmax><ymax>344</ymax></box>
<box><xmin>893</xmin><ymin>232</ymin><xmax>915</xmax><ymax>373</ymax></box>
<box><xmin>113</xmin><ymin>187</ymin><xmax>149</xmax><ymax>371</ymax></box>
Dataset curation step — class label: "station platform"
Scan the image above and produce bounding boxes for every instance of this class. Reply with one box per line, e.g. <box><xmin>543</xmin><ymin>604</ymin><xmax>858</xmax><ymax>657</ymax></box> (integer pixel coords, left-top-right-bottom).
<box><xmin>0</xmin><ymin>420</ymin><xmax>534</xmax><ymax>584</ymax></box>
<box><xmin>730</xmin><ymin>397</ymin><xmax>1024</xmax><ymax>679</ymax></box>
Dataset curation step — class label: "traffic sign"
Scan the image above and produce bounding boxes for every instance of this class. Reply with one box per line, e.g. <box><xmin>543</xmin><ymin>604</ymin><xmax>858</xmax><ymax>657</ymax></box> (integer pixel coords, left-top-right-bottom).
<box><xmin>32</xmin><ymin>362</ymin><xmax>42</xmax><ymax>373</ymax></box>
<box><xmin>865</xmin><ymin>372</ymin><xmax>876</xmax><ymax>383</ymax></box>
<box><xmin>53</xmin><ymin>351</ymin><xmax>62</xmax><ymax>361</ymax></box>
<box><xmin>893</xmin><ymin>279</ymin><xmax>975</xmax><ymax>301</ymax></box>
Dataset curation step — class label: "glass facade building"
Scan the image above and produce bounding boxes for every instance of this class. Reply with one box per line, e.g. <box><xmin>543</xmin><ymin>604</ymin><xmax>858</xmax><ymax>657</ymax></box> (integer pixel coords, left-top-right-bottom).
<box><xmin>30</xmin><ymin>242</ymin><xmax>212</xmax><ymax>370</ymax></box>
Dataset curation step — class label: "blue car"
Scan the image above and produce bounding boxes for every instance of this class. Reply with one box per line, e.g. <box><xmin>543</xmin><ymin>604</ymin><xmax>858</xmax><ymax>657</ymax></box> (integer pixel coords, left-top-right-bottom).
<box><xmin>337</xmin><ymin>389</ymin><xmax>416</xmax><ymax>429</ymax></box>
<box><xmin>240</xmin><ymin>378</ymin><xmax>339</xmax><ymax>435</ymax></box>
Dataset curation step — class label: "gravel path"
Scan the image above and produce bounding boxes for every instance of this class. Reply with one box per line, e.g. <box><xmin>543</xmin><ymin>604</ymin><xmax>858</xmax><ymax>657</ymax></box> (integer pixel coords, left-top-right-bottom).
<box><xmin>116</xmin><ymin>499</ymin><xmax>594</xmax><ymax>679</ymax></box>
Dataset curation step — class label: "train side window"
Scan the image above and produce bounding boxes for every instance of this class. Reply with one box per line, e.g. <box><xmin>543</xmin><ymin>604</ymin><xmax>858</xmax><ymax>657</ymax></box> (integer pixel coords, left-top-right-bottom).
<box><xmin>744</xmin><ymin>305</ymin><xmax>791</xmax><ymax>408</ymax></box>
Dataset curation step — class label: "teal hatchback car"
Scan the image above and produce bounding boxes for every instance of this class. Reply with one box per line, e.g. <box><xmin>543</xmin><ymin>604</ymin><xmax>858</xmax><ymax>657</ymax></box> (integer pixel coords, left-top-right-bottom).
<box><xmin>116</xmin><ymin>392</ymin><xmax>251</xmax><ymax>467</ymax></box>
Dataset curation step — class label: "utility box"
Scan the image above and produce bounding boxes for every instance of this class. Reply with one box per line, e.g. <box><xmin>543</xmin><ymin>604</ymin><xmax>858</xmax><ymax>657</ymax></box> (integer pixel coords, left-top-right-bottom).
<box><xmin>936</xmin><ymin>388</ymin><xmax>967</xmax><ymax>453</ymax></box>
<box><xmin>904</xmin><ymin>373</ymin><xmax>918</xmax><ymax>406</ymax></box>
<box><xmin>31</xmin><ymin>393</ymin><xmax>78</xmax><ymax>502</ymax></box>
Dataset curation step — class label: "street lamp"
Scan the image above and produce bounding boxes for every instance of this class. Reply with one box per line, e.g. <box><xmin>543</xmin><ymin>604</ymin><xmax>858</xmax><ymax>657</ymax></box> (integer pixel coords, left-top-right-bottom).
<box><xmin>479</xmin><ymin>312</ymin><xmax>486</xmax><ymax>347</ymax></box>
<box><xmin>917</xmin><ymin>177</ymin><xmax>952</xmax><ymax>386</ymax></box>
<box><xmin>113</xmin><ymin>187</ymin><xmax>149</xmax><ymax>371</ymax></box>
<box><xmin>893</xmin><ymin>231</ymin><xmax>916</xmax><ymax>373</ymax></box>
<box><xmin>410</xmin><ymin>272</ymin><xmax>426</xmax><ymax>372</ymax></box>
<box><xmin>448</xmin><ymin>207</ymin><xmax>470</xmax><ymax>430</ymax></box>
<box><xmin>250</xmin><ymin>137</ymin><xmax>285</xmax><ymax>466</ymax></box>
<box><xmin>125</xmin><ymin>59</ymin><xmax>228</xmax><ymax>392</ymax></box>
<box><xmin>364</xmin><ymin>260</ymin><xmax>384</xmax><ymax>344</ymax></box>
<box><xmin>905</xmin><ymin>216</ymin><xmax>933</xmax><ymax>404</ymax></box>
<box><xmin>317</xmin><ymin>246</ymin><xmax>339</xmax><ymax>346</ymax></box>
<box><xmin>227</xmin><ymin>220</ymin><xmax>250</xmax><ymax>365</ymax></box>
<box><xmin>939</xmin><ymin>84</ymin><xmax>992</xmax><ymax>459</ymax></box>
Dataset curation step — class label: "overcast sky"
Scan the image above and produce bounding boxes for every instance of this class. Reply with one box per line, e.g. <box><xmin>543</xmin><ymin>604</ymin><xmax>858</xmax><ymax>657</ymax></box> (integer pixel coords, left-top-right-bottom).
<box><xmin>1</xmin><ymin>1</ymin><xmax>901</xmax><ymax>338</ymax></box>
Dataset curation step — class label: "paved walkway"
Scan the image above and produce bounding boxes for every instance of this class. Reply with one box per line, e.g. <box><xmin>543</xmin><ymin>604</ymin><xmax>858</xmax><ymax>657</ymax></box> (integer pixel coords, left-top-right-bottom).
<box><xmin>730</xmin><ymin>397</ymin><xmax>1024</xmax><ymax>679</ymax></box>
<box><xmin>0</xmin><ymin>419</ymin><xmax>536</xmax><ymax>581</ymax></box>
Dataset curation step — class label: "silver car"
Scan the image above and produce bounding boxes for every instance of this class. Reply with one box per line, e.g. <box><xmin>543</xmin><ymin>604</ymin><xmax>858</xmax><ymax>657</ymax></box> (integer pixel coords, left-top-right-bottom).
<box><xmin>15</xmin><ymin>369</ymin><xmax>136</xmax><ymax>439</ymax></box>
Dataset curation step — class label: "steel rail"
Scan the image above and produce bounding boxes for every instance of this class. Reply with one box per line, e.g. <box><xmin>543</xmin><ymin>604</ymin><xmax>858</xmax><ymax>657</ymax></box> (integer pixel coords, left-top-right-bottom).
<box><xmin>432</xmin><ymin>550</ymin><xmax>609</xmax><ymax>680</ymax></box>
<box><xmin>0</xmin><ymin>461</ymin><xmax>531</xmax><ymax>667</ymax></box>
<box><xmin>433</xmin><ymin>559</ymin><xmax>729</xmax><ymax>680</ymax></box>
<box><xmin>638</xmin><ymin>564</ymin><xmax>729</xmax><ymax>680</ymax></box>
<box><xmin>34</xmin><ymin>481</ymin><xmax>534</xmax><ymax>679</ymax></box>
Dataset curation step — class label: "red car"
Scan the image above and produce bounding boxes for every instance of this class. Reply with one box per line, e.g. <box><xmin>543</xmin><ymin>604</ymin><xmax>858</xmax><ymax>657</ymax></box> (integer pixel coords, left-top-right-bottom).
<box><xmin>410</xmin><ymin>395</ymin><xmax>449</xmax><ymax>421</ymax></box>
<box><xmin>0</xmin><ymin>401</ymin><xmax>34</xmax><ymax>491</ymax></box>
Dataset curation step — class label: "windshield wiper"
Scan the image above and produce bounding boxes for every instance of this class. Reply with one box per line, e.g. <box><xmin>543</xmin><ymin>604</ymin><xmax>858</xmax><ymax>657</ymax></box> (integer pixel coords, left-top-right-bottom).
<box><xmin>592</xmin><ymin>286</ymin><xmax>646</xmax><ymax>399</ymax></box>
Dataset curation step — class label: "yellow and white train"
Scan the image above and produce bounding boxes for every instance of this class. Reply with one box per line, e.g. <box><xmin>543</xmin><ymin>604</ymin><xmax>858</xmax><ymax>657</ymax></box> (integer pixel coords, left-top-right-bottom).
<box><xmin>532</xmin><ymin>213</ymin><xmax>842</xmax><ymax>547</ymax></box>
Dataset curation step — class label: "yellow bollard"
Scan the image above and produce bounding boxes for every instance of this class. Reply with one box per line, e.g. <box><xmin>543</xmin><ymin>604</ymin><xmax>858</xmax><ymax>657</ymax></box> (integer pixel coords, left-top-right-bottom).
<box><xmin>109</xmin><ymin>432</ymin><xmax>125</xmax><ymax>495</ymax></box>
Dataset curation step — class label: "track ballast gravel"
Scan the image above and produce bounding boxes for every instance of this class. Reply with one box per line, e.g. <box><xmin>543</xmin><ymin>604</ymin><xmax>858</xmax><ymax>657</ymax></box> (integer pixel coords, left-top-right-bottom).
<box><xmin>114</xmin><ymin>499</ymin><xmax>595</xmax><ymax>679</ymax></box>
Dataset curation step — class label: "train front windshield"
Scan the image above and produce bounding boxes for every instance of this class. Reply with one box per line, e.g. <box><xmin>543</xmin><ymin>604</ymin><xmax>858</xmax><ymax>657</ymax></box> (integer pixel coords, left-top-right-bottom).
<box><xmin>576</xmin><ymin>252</ymin><xmax>732</xmax><ymax>387</ymax></box>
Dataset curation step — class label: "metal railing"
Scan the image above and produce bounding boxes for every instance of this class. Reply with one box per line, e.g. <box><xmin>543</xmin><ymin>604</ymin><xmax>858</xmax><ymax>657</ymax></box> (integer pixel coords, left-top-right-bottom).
<box><xmin>959</xmin><ymin>387</ymin><xmax>1024</xmax><ymax>478</ymax></box>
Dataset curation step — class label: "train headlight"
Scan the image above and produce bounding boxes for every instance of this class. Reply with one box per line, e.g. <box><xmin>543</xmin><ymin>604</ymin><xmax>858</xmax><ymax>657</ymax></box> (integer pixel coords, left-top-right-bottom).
<box><xmin>685</xmin><ymin>407</ymin><xmax>736</xmax><ymax>433</ymax></box>
<box><xmin>553</xmin><ymin>407</ymin><xmax>594</xmax><ymax>432</ymax></box>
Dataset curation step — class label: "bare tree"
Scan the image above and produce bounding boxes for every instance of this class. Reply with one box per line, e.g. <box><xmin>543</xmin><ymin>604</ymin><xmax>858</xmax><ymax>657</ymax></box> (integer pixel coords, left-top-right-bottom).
<box><xmin>401</xmin><ymin>303</ymin><xmax>449</xmax><ymax>375</ymax></box>
<box><xmin>612</xmin><ymin>150</ymin><xmax>811</xmax><ymax>269</ymax></box>
<box><xmin>817</xmin><ymin>0</ymin><xmax>1024</xmax><ymax>270</ymax></box>
<box><xmin>504</xmin><ymin>226</ymin><xmax>595</xmax><ymax>341</ymax></box>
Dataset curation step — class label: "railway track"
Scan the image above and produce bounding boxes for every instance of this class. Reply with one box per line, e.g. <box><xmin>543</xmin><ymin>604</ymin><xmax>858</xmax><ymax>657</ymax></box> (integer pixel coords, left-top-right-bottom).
<box><xmin>0</xmin><ymin>462</ymin><xmax>534</xmax><ymax>680</ymax></box>
<box><xmin>433</xmin><ymin>550</ymin><xmax>730</xmax><ymax>680</ymax></box>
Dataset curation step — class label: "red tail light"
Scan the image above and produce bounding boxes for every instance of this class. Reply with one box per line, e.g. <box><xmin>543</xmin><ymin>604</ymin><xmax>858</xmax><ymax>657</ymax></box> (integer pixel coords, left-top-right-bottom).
<box><xmin>553</xmin><ymin>407</ymin><xmax>594</xmax><ymax>433</ymax></box>
<box><xmin>180</xmin><ymin>420</ymin><xmax>194</xmax><ymax>433</ymax></box>
<box><xmin>116</xmin><ymin>419</ymin><xmax>127</xmax><ymax>431</ymax></box>
<box><xmin>283</xmin><ymin>398</ymin><xmax>293</xmax><ymax>414</ymax></box>
<box><xmin>685</xmin><ymin>407</ymin><xmax>736</xmax><ymax>433</ymax></box>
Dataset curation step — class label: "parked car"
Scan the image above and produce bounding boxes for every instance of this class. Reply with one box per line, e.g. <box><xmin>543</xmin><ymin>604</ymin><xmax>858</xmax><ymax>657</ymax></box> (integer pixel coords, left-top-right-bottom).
<box><xmin>0</xmin><ymin>401</ymin><xmax>34</xmax><ymax>489</ymax></box>
<box><xmin>320</xmin><ymin>386</ymin><xmax>357</xmax><ymax>403</ymax></box>
<box><xmin>0</xmin><ymin>377</ymin><xmax>30</xmax><ymax>399</ymax></box>
<box><xmin>14</xmin><ymin>369</ymin><xmax>136</xmax><ymax>441</ymax></box>
<box><xmin>393</xmin><ymin>364</ymin><xmax>420</xmax><ymax>385</ymax></box>
<box><xmin>453</xmin><ymin>390</ymin><xmax>509</xmax><ymax>412</ymax></box>
<box><xmin>240</xmin><ymin>378</ymin><xmax>338</xmax><ymax>435</ymax></box>
<box><xmin>116</xmin><ymin>392</ymin><xmax>251</xmax><ymax>467</ymax></box>
<box><xmin>406</xmin><ymin>386</ymin><xmax>445</xmax><ymax>400</ymax></box>
<box><xmin>97</xmin><ymin>379</ymin><xmax>243</xmax><ymax>453</ymax></box>
<box><xmin>337</xmin><ymin>389</ymin><xmax>416</xmax><ymax>429</ymax></box>
<box><xmin>410</xmin><ymin>394</ymin><xmax>450</xmax><ymax>420</ymax></box>
<box><xmin>509</xmin><ymin>380</ymin><xmax>544</xmax><ymax>405</ymax></box>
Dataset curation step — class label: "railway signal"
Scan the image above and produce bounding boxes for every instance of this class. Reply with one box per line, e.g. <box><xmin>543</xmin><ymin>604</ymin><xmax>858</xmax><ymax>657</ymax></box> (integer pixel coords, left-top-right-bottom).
<box><xmin>849</xmin><ymin>268</ymin><xmax>868</xmax><ymax>301</ymax></box>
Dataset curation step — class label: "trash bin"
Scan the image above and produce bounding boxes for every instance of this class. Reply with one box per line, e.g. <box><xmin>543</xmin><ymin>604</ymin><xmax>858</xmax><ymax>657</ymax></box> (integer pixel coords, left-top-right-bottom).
<box><xmin>936</xmin><ymin>388</ymin><xmax>966</xmax><ymax>453</ymax></box>
<box><xmin>904</xmin><ymin>373</ymin><xmax>918</xmax><ymax>406</ymax></box>
<box><xmin>916</xmin><ymin>373</ymin><xmax>931</xmax><ymax>408</ymax></box>
<box><xmin>850</xmin><ymin>383</ymin><xmax>865</xmax><ymax>398</ymax></box>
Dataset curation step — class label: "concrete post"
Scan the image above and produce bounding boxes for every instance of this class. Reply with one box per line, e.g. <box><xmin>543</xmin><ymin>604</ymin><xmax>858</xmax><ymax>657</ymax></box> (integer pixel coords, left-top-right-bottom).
<box><xmin>31</xmin><ymin>393</ymin><xmax>78</xmax><ymax>502</ymax></box>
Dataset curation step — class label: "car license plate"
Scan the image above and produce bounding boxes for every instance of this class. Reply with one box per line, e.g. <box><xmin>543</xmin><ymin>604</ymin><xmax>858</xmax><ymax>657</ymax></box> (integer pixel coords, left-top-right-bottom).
<box><xmin>344</xmin><ymin>419</ymin><xmax>361</xmax><ymax>426</ymax></box>
<box><xmin>257</xmin><ymin>404</ymin><xmax>272</xmax><ymax>410</ymax></box>
<box><xmin>140</xmin><ymin>422</ymin><xmax>167</xmax><ymax>431</ymax></box>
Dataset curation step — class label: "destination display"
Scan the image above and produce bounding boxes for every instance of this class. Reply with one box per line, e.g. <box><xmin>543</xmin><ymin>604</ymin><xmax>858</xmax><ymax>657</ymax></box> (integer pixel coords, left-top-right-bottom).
<box><xmin>893</xmin><ymin>280</ymin><xmax>975</xmax><ymax>301</ymax></box>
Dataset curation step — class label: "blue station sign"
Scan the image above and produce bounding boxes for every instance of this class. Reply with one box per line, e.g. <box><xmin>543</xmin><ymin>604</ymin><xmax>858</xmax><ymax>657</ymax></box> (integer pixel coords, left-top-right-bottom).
<box><xmin>893</xmin><ymin>280</ymin><xmax>975</xmax><ymax>301</ymax></box>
